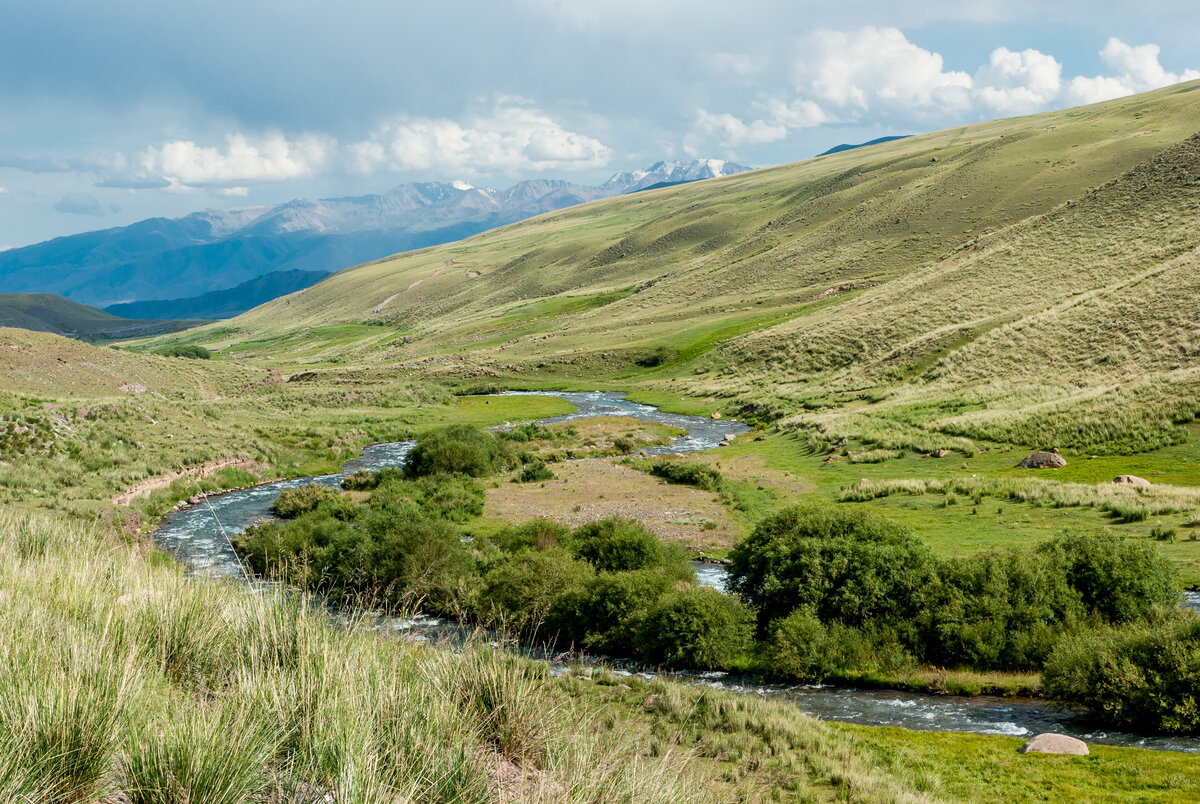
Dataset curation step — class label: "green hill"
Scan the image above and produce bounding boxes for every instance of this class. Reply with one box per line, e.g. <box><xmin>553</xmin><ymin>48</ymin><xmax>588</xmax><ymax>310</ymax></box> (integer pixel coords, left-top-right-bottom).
<box><xmin>160</xmin><ymin>81</ymin><xmax>1200</xmax><ymax>457</ymax></box>
<box><xmin>0</xmin><ymin>293</ymin><xmax>201</xmax><ymax>340</ymax></box>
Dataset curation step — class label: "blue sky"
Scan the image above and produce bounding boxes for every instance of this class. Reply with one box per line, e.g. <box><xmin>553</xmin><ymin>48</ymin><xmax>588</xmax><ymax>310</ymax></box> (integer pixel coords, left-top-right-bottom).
<box><xmin>1</xmin><ymin>0</ymin><xmax>1197</xmax><ymax>248</ymax></box>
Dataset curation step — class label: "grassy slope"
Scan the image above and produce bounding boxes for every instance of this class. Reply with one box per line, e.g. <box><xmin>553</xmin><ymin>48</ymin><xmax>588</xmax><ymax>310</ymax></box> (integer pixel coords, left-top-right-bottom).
<box><xmin>156</xmin><ymin>82</ymin><xmax>1200</xmax><ymax>412</ymax></box>
<box><xmin>0</xmin><ymin>292</ymin><xmax>198</xmax><ymax>339</ymax></box>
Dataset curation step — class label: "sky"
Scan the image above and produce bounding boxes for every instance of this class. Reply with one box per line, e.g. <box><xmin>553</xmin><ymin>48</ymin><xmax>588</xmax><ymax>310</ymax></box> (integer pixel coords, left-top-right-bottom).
<box><xmin>1</xmin><ymin>0</ymin><xmax>1198</xmax><ymax>248</ymax></box>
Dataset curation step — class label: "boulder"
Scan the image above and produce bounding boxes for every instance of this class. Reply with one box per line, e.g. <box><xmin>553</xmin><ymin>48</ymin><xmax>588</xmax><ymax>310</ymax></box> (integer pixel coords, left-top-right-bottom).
<box><xmin>1113</xmin><ymin>475</ymin><xmax>1151</xmax><ymax>487</ymax></box>
<box><xmin>1019</xmin><ymin>733</ymin><xmax>1089</xmax><ymax>756</ymax></box>
<box><xmin>710</xmin><ymin>412</ymin><xmax>722</xmax><ymax>420</ymax></box>
<box><xmin>932</xmin><ymin>449</ymin><xmax>949</xmax><ymax>458</ymax></box>
<box><xmin>1018</xmin><ymin>451</ymin><xmax>1066</xmax><ymax>469</ymax></box>
<box><xmin>187</xmin><ymin>495</ymin><xmax>202</xmax><ymax>505</ymax></box>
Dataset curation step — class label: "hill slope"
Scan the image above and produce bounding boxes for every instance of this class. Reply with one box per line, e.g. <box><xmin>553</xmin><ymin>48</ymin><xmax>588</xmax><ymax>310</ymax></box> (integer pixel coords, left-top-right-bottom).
<box><xmin>0</xmin><ymin>160</ymin><xmax>749</xmax><ymax>318</ymax></box>
<box><xmin>0</xmin><ymin>293</ymin><xmax>199</xmax><ymax>340</ymax></box>
<box><xmin>163</xmin><ymin>81</ymin><xmax>1200</xmax><ymax>455</ymax></box>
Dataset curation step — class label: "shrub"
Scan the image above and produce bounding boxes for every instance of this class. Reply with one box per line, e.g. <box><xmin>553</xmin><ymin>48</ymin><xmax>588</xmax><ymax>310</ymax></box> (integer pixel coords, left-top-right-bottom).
<box><xmin>152</xmin><ymin>344</ymin><xmax>211</xmax><ymax>359</ymax></box>
<box><xmin>569</xmin><ymin>517</ymin><xmax>691</xmax><ymax>579</ymax></box>
<box><xmin>406</xmin><ymin>425</ymin><xmax>503</xmax><ymax>478</ymax></box>
<box><xmin>648</xmin><ymin>460</ymin><xmax>722</xmax><ymax>491</ymax></box>
<box><xmin>762</xmin><ymin>608</ymin><xmax>832</xmax><ymax>681</ymax></box>
<box><xmin>481</xmin><ymin>548</ymin><xmax>592</xmax><ymax>636</ymax></box>
<box><xmin>1044</xmin><ymin>615</ymin><xmax>1200</xmax><ymax>734</ymax></box>
<box><xmin>727</xmin><ymin>503</ymin><xmax>938</xmax><ymax>637</ymax></box>
<box><xmin>611</xmin><ymin>437</ymin><xmax>636</xmax><ymax>454</ymax></box>
<box><xmin>495</xmin><ymin>519</ymin><xmax>569</xmax><ymax>553</ymax></box>
<box><xmin>762</xmin><ymin>608</ymin><xmax>916</xmax><ymax>682</ymax></box>
<box><xmin>270</xmin><ymin>483</ymin><xmax>340</xmax><ymax>519</ymax></box>
<box><xmin>633</xmin><ymin>588</ymin><xmax>753</xmax><ymax>670</ymax></box>
<box><xmin>547</xmin><ymin>569</ymin><xmax>675</xmax><ymax>655</ymax></box>
<box><xmin>340</xmin><ymin>467</ymin><xmax>404</xmax><ymax>491</ymax></box>
<box><xmin>514</xmin><ymin>460</ymin><xmax>555</xmax><ymax>483</ymax></box>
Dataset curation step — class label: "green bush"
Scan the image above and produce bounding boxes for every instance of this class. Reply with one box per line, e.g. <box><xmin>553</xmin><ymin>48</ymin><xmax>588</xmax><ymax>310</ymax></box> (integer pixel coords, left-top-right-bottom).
<box><xmin>340</xmin><ymin>467</ymin><xmax>404</xmax><ymax>491</ymax></box>
<box><xmin>406</xmin><ymin>425</ymin><xmax>504</xmax><ymax>478</ymax></box>
<box><xmin>1035</xmin><ymin>530</ymin><xmax>1177</xmax><ymax>623</ymax></box>
<box><xmin>269</xmin><ymin>483</ymin><xmax>340</xmax><ymax>519</ymax></box>
<box><xmin>151</xmin><ymin>344</ymin><xmax>211</xmax><ymax>359</ymax></box>
<box><xmin>481</xmin><ymin>548</ymin><xmax>592</xmax><ymax>635</ymax></box>
<box><xmin>548</xmin><ymin>569</ymin><xmax>675</xmax><ymax>655</ymax></box>
<box><xmin>514</xmin><ymin>460</ymin><xmax>555</xmax><ymax>483</ymax></box>
<box><xmin>727</xmin><ymin>503</ymin><xmax>938</xmax><ymax>636</ymax></box>
<box><xmin>568</xmin><ymin>517</ymin><xmax>691</xmax><ymax>579</ymax></box>
<box><xmin>1044</xmin><ymin>615</ymin><xmax>1200</xmax><ymax>734</ymax></box>
<box><xmin>648</xmin><ymin>460</ymin><xmax>722</xmax><ymax>491</ymax></box>
<box><xmin>633</xmin><ymin>588</ymin><xmax>753</xmax><ymax>670</ymax></box>
<box><xmin>494</xmin><ymin>519</ymin><xmax>569</xmax><ymax>553</ymax></box>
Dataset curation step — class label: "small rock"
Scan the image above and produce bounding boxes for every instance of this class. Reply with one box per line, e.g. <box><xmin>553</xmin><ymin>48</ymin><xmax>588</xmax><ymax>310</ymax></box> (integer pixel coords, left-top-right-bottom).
<box><xmin>1113</xmin><ymin>475</ymin><xmax>1151</xmax><ymax>487</ymax></box>
<box><xmin>932</xmin><ymin>449</ymin><xmax>949</xmax><ymax>458</ymax></box>
<box><xmin>1019</xmin><ymin>733</ymin><xmax>1089</xmax><ymax>756</ymax></box>
<box><xmin>710</xmin><ymin>412</ymin><xmax>722</xmax><ymax>420</ymax></box>
<box><xmin>753</xmin><ymin>434</ymin><xmax>765</xmax><ymax>441</ymax></box>
<box><xmin>187</xmin><ymin>495</ymin><xmax>201</xmax><ymax>505</ymax></box>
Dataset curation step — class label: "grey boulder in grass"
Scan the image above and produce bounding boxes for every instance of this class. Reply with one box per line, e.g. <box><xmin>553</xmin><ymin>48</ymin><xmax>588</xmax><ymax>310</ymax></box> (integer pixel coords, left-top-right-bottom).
<box><xmin>1018</xmin><ymin>451</ymin><xmax>1066</xmax><ymax>468</ymax></box>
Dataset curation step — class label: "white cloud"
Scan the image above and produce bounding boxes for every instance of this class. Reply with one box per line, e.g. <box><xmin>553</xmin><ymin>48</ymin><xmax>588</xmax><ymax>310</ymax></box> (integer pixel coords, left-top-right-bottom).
<box><xmin>1068</xmin><ymin>38</ymin><xmax>1200</xmax><ymax>105</ymax></box>
<box><xmin>690</xmin><ymin>32</ymin><xmax>1196</xmax><ymax>154</ymax></box>
<box><xmin>138</xmin><ymin>133</ymin><xmax>333</xmax><ymax>188</ymax></box>
<box><xmin>695</xmin><ymin>110</ymin><xmax>788</xmax><ymax>147</ymax></box>
<box><xmin>795</xmin><ymin>27</ymin><xmax>973</xmax><ymax>115</ymax></box>
<box><xmin>349</xmin><ymin>104</ymin><xmax>611</xmax><ymax>174</ymax></box>
<box><xmin>216</xmin><ymin>186</ymin><xmax>250</xmax><ymax>197</ymax></box>
<box><xmin>973</xmin><ymin>47</ymin><xmax>1063</xmax><ymax>114</ymax></box>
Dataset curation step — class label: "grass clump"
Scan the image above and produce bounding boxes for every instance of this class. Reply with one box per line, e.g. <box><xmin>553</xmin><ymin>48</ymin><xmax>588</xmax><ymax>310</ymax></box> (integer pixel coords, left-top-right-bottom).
<box><xmin>648</xmin><ymin>459</ymin><xmax>723</xmax><ymax>491</ymax></box>
<box><xmin>269</xmin><ymin>481</ymin><xmax>341</xmax><ymax>518</ymax></box>
<box><xmin>0</xmin><ymin>511</ymin><xmax>714</xmax><ymax>803</ymax></box>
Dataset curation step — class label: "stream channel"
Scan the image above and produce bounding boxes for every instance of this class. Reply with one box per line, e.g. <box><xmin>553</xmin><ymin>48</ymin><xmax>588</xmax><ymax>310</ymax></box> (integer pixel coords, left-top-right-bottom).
<box><xmin>152</xmin><ymin>391</ymin><xmax>1200</xmax><ymax>753</ymax></box>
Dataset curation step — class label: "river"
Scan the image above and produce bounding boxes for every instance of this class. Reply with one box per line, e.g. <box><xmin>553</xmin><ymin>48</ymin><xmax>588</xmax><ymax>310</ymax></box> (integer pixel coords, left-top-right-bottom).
<box><xmin>150</xmin><ymin>391</ymin><xmax>1200</xmax><ymax>753</ymax></box>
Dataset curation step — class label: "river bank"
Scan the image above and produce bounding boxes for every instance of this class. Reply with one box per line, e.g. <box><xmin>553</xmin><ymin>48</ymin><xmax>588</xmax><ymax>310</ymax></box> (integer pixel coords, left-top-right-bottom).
<box><xmin>149</xmin><ymin>391</ymin><xmax>1200</xmax><ymax>753</ymax></box>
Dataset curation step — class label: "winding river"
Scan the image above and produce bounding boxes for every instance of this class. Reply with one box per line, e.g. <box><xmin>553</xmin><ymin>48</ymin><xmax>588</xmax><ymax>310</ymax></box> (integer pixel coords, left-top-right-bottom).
<box><xmin>151</xmin><ymin>391</ymin><xmax>1200</xmax><ymax>754</ymax></box>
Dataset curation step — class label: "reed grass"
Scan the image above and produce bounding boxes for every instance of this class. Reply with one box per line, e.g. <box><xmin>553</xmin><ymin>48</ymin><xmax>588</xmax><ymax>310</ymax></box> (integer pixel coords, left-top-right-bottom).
<box><xmin>0</xmin><ymin>511</ymin><xmax>713</xmax><ymax>803</ymax></box>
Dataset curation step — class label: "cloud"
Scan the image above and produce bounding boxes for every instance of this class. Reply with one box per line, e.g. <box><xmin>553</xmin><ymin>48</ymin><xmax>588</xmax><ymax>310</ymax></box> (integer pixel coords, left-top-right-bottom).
<box><xmin>52</xmin><ymin>191</ymin><xmax>107</xmax><ymax>216</ymax></box>
<box><xmin>216</xmin><ymin>186</ymin><xmax>250</xmax><ymax>197</ymax></box>
<box><xmin>694</xmin><ymin>110</ymin><xmax>788</xmax><ymax>147</ymax></box>
<box><xmin>690</xmin><ymin>32</ymin><xmax>1197</xmax><ymax>153</ymax></box>
<box><xmin>1067</xmin><ymin>38</ymin><xmax>1200</xmax><ymax>105</ymax></box>
<box><xmin>973</xmin><ymin>47</ymin><xmax>1063</xmax><ymax>114</ymax></box>
<box><xmin>349</xmin><ymin>104</ymin><xmax>611</xmax><ymax>174</ymax></box>
<box><xmin>137</xmin><ymin>133</ymin><xmax>333</xmax><ymax>188</ymax></box>
<box><xmin>795</xmin><ymin>27</ymin><xmax>973</xmax><ymax>116</ymax></box>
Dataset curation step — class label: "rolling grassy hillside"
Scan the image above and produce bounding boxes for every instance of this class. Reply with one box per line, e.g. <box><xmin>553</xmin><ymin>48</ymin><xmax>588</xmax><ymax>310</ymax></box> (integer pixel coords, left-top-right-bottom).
<box><xmin>157</xmin><ymin>81</ymin><xmax>1200</xmax><ymax>460</ymax></box>
<box><xmin>0</xmin><ymin>293</ymin><xmax>199</xmax><ymax>340</ymax></box>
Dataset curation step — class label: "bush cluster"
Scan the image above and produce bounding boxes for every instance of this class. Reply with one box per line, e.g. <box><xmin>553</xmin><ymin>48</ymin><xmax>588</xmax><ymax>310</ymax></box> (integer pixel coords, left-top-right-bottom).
<box><xmin>729</xmin><ymin>504</ymin><xmax>1179</xmax><ymax>677</ymax></box>
<box><xmin>1044</xmin><ymin>615</ymin><xmax>1200</xmax><ymax>734</ymax></box>
<box><xmin>152</xmin><ymin>344</ymin><xmax>211</xmax><ymax>359</ymax></box>
<box><xmin>648</xmin><ymin>459</ymin><xmax>723</xmax><ymax>491</ymax></box>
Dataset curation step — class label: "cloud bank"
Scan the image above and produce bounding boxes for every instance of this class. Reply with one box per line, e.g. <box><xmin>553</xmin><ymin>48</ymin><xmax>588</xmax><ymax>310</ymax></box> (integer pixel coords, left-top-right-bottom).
<box><xmin>695</xmin><ymin>31</ymin><xmax>1197</xmax><ymax>148</ymax></box>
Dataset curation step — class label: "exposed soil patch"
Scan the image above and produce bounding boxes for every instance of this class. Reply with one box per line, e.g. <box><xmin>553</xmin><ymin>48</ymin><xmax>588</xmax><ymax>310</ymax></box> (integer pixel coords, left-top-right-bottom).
<box><xmin>112</xmin><ymin>458</ymin><xmax>268</xmax><ymax>505</ymax></box>
<box><xmin>485</xmin><ymin>459</ymin><xmax>740</xmax><ymax>554</ymax></box>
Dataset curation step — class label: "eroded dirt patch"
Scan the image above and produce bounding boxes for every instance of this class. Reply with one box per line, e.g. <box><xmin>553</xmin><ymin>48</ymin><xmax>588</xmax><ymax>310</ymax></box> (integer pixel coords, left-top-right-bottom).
<box><xmin>485</xmin><ymin>458</ymin><xmax>740</xmax><ymax>554</ymax></box>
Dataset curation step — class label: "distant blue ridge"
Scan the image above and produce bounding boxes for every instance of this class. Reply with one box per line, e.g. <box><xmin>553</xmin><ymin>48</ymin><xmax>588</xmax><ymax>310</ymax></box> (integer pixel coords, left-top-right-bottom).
<box><xmin>818</xmin><ymin>135</ymin><xmax>912</xmax><ymax>157</ymax></box>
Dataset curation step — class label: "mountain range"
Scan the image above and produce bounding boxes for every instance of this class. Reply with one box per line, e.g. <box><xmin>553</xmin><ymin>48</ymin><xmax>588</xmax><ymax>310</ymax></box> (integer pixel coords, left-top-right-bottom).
<box><xmin>0</xmin><ymin>159</ymin><xmax>748</xmax><ymax>321</ymax></box>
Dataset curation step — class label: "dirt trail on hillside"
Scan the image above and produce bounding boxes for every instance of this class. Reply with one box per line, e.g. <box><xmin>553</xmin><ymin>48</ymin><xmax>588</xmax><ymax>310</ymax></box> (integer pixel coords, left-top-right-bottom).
<box><xmin>372</xmin><ymin>260</ymin><xmax>458</xmax><ymax>314</ymax></box>
<box><xmin>112</xmin><ymin>458</ymin><xmax>266</xmax><ymax>505</ymax></box>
